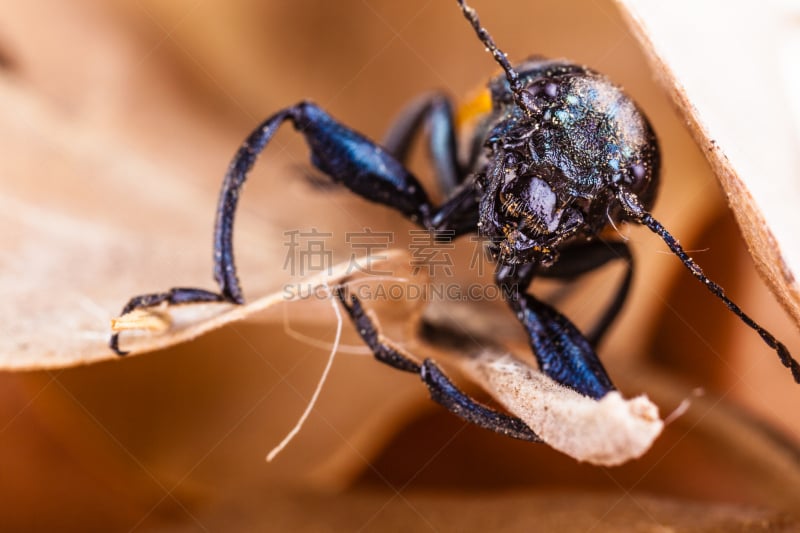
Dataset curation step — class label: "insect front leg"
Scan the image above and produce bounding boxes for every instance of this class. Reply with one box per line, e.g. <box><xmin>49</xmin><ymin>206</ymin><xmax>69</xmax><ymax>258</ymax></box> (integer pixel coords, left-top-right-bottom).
<box><xmin>110</xmin><ymin>288</ymin><xmax>226</xmax><ymax>355</ymax></box>
<box><xmin>111</xmin><ymin>101</ymin><xmax>469</xmax><ymax>355</ymax></box>
<box><xmin>214</xmin><ymin>101</ymin><xmax>438</xmax><ymax>304</ymax></box>
<box><xmin>537</xmin><ymin>239</ymin><xmax>633</xmax><ymax>347</ymax></box>
<box><xmin>496</xmin><ymin>264</ymin><xmax>616</xmax><ymax>400</ymax></box>
<box><xmin>335</xmin><ymin>287</ymin><xmax>540</xmax><ymax>442</ymax></box>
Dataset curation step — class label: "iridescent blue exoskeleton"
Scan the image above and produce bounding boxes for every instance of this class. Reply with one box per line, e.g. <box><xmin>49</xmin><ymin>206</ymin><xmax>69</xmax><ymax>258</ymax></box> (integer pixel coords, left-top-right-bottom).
<box><xmin>111</xmin><ymin>0</ymin><xmax>799</xmax><ymax>442</ymax></box>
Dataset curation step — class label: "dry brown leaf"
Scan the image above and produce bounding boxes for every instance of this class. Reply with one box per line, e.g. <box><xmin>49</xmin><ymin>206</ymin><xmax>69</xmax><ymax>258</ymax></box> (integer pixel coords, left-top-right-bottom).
<box><xmin>0</xmin><ymin>54</ymin><xmax>406</xmax><ymax>369</ymax></box>
<box><xmin>461</xmin><ymin>352</ymin><xmax>663</xmax><ymax>465</ymax></box>
<box><xmin>0</xmin><ymin>75</ymin><xmax>291</xmax><ymax>369</ymax></box>
<box><xmin>2</xmin><ymin>0</ymin><xmax>800</xmax><ymax>529</ymax></box>
<box><xmin>109</xmin><ymin>252</ymin><xmax>424</xmax><ymax>358</ymax></box>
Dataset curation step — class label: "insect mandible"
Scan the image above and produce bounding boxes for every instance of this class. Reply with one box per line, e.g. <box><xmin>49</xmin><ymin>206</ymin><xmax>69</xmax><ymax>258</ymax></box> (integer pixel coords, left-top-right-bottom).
<box><xmin>110</xmin><ymin>0</ymin><xmax>800</xmax><ymax>442</ymax></box>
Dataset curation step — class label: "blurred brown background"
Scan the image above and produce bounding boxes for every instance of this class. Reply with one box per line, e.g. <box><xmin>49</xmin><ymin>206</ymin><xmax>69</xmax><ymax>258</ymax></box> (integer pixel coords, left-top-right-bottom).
<box><xmin>0</xmin><ymin>0</ymin><xmax>798</xmax><ymax>530</ymax></box>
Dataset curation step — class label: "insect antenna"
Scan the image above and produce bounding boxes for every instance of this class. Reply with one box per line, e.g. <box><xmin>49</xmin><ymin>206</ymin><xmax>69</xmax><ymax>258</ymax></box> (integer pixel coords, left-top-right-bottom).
<box><xmin>641</xmin><ymin>211</ymin><xmax>800</xmax><ymax>384</ymax></box>
<box><xmin>456</xmin><ymin>0</ymin><xmax>537</xmax><ymax>114</ymax></box>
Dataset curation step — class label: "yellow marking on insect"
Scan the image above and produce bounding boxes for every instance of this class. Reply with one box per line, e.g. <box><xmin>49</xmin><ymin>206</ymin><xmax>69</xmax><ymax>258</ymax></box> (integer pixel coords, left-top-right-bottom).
<box><xmin>504</xmin><ymin>200</ymin><xmax>521</xmax><ymax>217</ymax></box>
<box><xmin>456</xmin><ymin>87</ymin><xmax>493</xmax><ymax>130</ymax></box>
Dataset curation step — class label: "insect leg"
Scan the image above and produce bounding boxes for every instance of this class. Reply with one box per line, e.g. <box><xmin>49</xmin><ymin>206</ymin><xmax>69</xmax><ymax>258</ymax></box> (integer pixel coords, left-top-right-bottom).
<box><xmin>111</xmin><ymin>101</ymin><xmax>476</xmax><ymax>355</ymax></box>
<box><xmin>420</xmin><ymin>359</ymin><xmax>541</xmax><ymax>441</ymax></box>
<box><xmin>616</xmin><ymin>188</ymin><xmax>800</xmax><ymax>384</ymax></box>
<box><xmin>429</xmin><ymin>179</ymin><xmax>480</xmax><ymax>235</ymax></box>
<box><xmin>110</xmin><ymin>288</ymin><xmax>225</xmax><ymax>355</ymax></box>
<box><xmin>496</xmin><ymin>265</ymin><xmax>616</xmax><ymax>399</ymax></box>
<box><xmin>335</xmin><ymin>288</ymin><xmax>540</xmax><ymax>441</ymax></box>
<box><xmin>538</xmin><ymin>240</ymin><xmax>633</xmax><ymax>347</ymax></box>
<box><xmin>334</xmin><ymin>287</ymin><xmax>421</xmax><ymax>374</ymax></box>
<box><xmin>381</xmin><ymin>92</ymin><xmax>462</xmax><ymax>194</ymax></box>
<box><xmin>215</xmin><ymin>101</ymin><xmax>438</xmax><ymax>304</ymax></box>
<box><xmin>112</xmin><ymin>102</ymin><xmax>435</xmax><ymax>354</ymax></box>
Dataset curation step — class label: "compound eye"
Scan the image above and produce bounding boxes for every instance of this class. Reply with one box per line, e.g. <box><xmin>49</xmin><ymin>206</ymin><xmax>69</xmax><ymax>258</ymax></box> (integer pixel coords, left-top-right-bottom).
<box><xmin>624</xmin><ymin>162</ymin><xmax>652</xmax><ymax>195</ymax></box>
<box><xmin>529</xmin><ymin>79</ymin><xmax>560</xmax><ymax>101</ymax></box>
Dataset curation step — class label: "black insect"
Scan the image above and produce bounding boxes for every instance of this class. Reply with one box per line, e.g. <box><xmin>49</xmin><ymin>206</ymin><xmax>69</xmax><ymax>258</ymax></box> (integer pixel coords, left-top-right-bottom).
<box><xmin>111</xmin><ymin>0</ymin><xmax>799</xmax><ymax>442</ymax></box>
